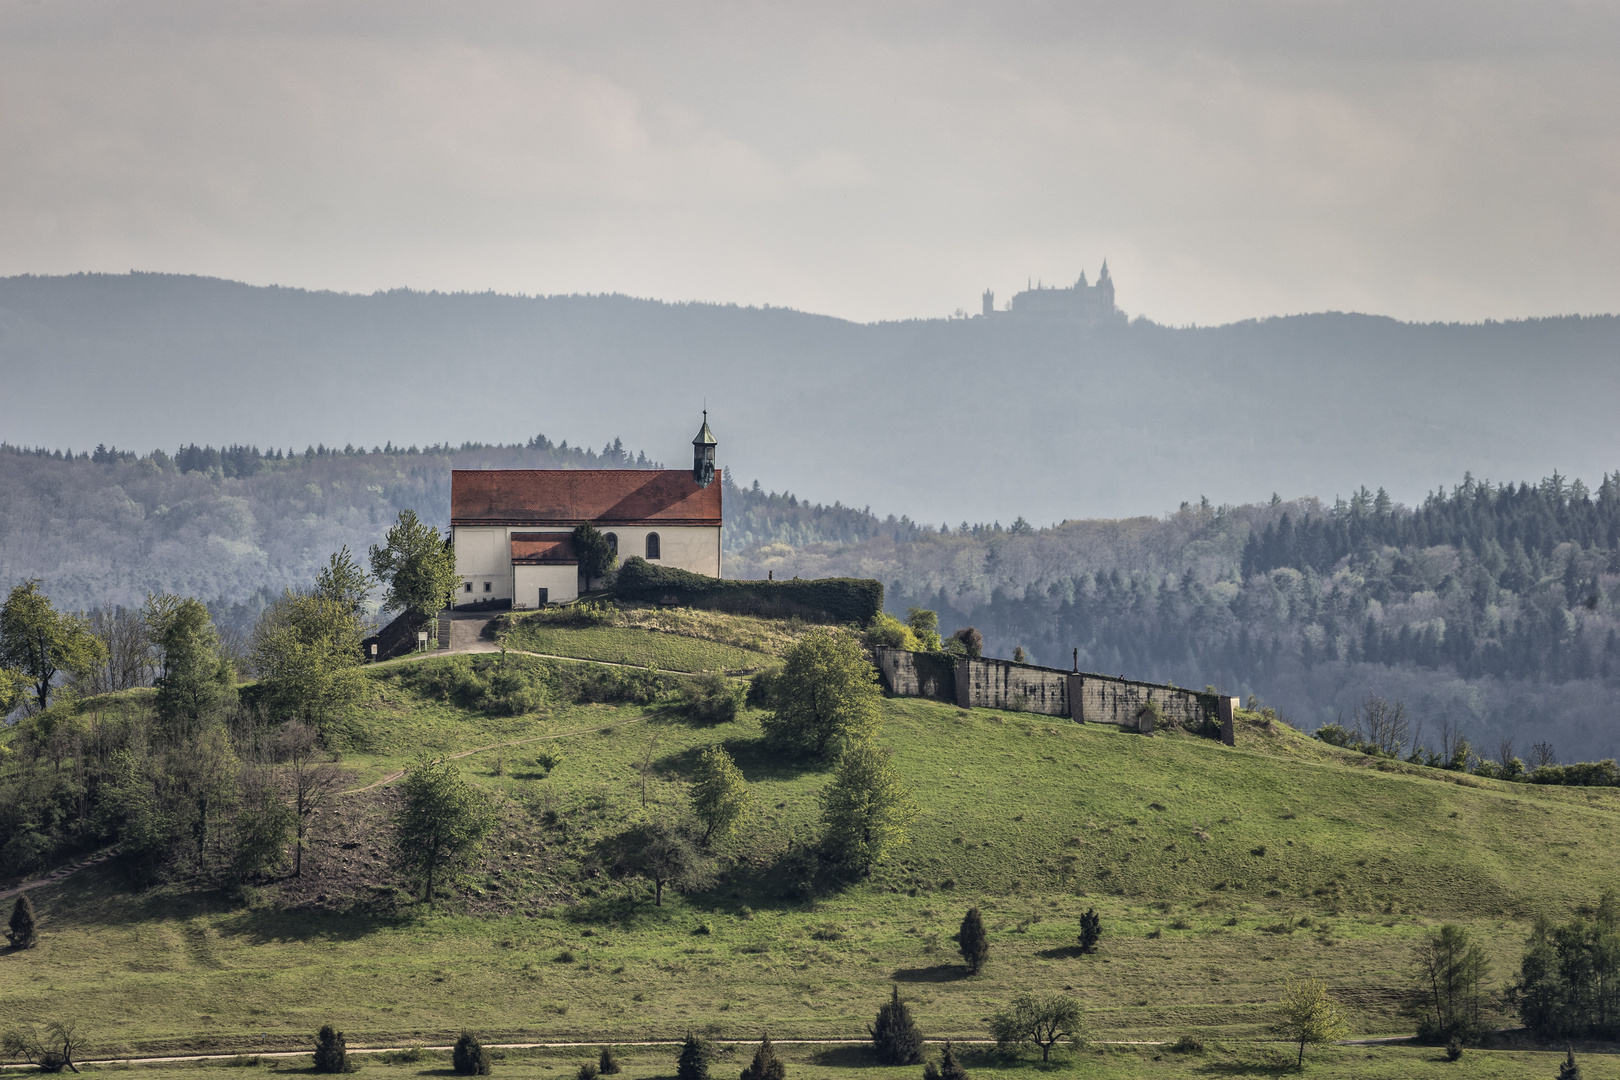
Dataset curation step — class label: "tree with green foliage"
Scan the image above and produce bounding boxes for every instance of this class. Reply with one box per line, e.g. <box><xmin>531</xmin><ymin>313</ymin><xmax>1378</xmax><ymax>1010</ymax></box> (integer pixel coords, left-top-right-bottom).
<box><xmin>1078</xmin><ymin>909</ymin><xmax>1102</xmax><ymax>954</ymax></box>
<box><xmin>923</xmin><ymin>1041</ymin><xmax>969</xmax><ymax>1080</ymax></box>
<box><xmin>230</xmin><ymin>766</ymin><xmax>297</xmax><ymax>882</ymax></box>
<box><xmin>604</xmin><ymin>820</ymin><xmax>715</xmax><ymax>906</ymax></box>
<box><xmin>949</xmin><ymin>627</ymin><xmax>983</xmax><ymax>659</ymax></box>
<box><xmin>313</xmin><ymin>1025</ymin><xmax>352</xmax><ymax>1073</ymax></box>
<box><xmin>675</xmin><ymin>1034</ymin><xmax>710</xmax><ymax>1080</ymax></box>
<box><xmin>391</xmin><ymin>757</ymin><xmax>495</xmax><ymax>905</ymax></box>
<box><xmin>1415</xmin><ymin>923</ymin><xmax>1491</xmax><ymax>1043</ymax></box>
<box><xmin>251</xmin><ymin>591</ymin><xmax>367</xmax><ymax>730</ymax></box>
<box><xmin>869</xmin><ymin>986</ymin><xmax>924</xmax><ymax>1065</ymax></box>
<box><xmin>958</xmin><ymin>907</ymin><xmax>989</xmax><ymax>974</ymax></box>
<box><xmin>761</xmin><ymin>629</ymin><xmax>881</xmax><ymax>758</ymax></box>
<box><xmin>682</xmin><ymin>672</ymin><xmax>745</xmax><ymax>724</ymax></box>
<box><xmin>1560</xmin><ymin>1047</ymin><xmax>1583</xmax><ymax>1080</ymax></box>
<box><xmin>738</xmin><ymin>1034</ymin><xmax>784</xmax><ymax>1080</ymax></box>
<box><xmin>572</xmin><ymin>523</ymin><xmax>618</xmax><ymax>587</ymax></box>
<box><xmin>148</xmin><ymin>596</ymin><xmax>237</xmax><ymax>732</ymax></box>
<box><xmin>820</xmin><ymin>744</ymin><xmax>918</xmax><ymax>877</ymax></box>
<box><xmin>369</xmin><ymin>509</ymin><xmax>459</xmax><ymax>617</ymax></box>
<box><xmin>0</xmin><ymin>581</ymin><xmax>106</xmax><ymax>712</ymax></box>
<box><xmin>689</xmin><ymin>745</ymin><xmax>753</xmax><ymax>843</ymax></box>
<box><xmin>1275</xmin><ymin>976</ymin><xmax>1348</xmax><ymax>1067</ymax></box>
<box><xmin>905</xmin><ymin>608</ymin><xmax>941</xmax><ymax>651</ymax></box>
<box><xmin>314</xmin><ymin>545</ymin><xmax>375</xmax><ymax>619</ymax></box>
<box><xmin>0</xmin><ymin>666</ymin><xmax>28</xmax><ymax>716</ymax></box>
<box><xmin>596</xmin><ymin>1048</ymin><xmax>621</xmax><ymax>1076</ymax></box>
<box><xmin>1516</xmin><ymin>890</ymin><xmax>1620</xmax><ymax>1037</ymax></box>
<box><xmin>988</xmin><ymin>992</ymin><xmax>1083</xmax><ymax>1062</ymax></box>
<box><xmin>453</xmin><ymin>1031</ymin><xmax>492</xmax><ymax>1075</ymax></box>
<box><xmin>7</xmin><ymin>894</ymin><xmax>38</xmax><ymax>949</ymax></box>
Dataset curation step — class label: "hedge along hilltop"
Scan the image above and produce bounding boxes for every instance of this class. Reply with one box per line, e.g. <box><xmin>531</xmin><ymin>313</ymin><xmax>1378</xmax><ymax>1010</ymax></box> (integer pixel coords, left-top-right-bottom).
<box><xmin>614</xmin><ymin>556</ymin><xmax>883</xmax><ymax>625</ymax></box>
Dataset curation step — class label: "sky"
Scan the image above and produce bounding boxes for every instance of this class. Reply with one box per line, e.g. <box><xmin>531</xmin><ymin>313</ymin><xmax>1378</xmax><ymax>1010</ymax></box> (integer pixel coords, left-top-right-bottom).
<box><xmin>2</xmin><ymin>1</ymin><xmax>1618</xmax><ymax>327</ymax></box>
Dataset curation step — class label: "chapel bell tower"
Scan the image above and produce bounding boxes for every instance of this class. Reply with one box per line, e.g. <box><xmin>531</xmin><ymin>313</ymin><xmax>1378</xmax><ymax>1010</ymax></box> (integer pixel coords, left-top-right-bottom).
<box><xmin>692</xmin><ymin>411</ymin><xmax>717</xmax><ymax>488</ymax></box>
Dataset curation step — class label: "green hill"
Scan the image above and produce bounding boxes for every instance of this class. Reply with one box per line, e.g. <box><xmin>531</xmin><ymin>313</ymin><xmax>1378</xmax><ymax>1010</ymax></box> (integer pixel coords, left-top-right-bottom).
<box><xmin>5</xmin><ymin>616</ymin><xmax>1620</xmax><ymax>1074</ymax></box>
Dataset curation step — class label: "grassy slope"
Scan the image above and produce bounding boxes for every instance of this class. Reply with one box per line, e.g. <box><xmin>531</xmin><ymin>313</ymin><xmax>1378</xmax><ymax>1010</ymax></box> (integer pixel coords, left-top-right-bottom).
<box><xmin>7</xmin><ymin>625</ymin><xmax>1620</xmax><ymax>1072</ymax></box>
<box><xmin>500</xmin><ymin>624</ymin><xmax>772</xmax><ymax>674</ymax></box>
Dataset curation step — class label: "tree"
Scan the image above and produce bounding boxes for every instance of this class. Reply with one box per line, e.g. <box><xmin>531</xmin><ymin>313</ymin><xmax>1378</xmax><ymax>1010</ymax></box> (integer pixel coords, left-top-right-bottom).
<box><xmin>231</xmin><ymin>766</ymin><xmax>296</xmax><ymax>882</ymax></box>
<box><xmin>391</xmin><ymin>757</ymin><xmax>495</xmax><ymax>905</ymax></box>
<box><xmin>988</xmin><ymin>992</ymin><xmax>1083</xmax><ymax>1062</ymax></box>
<box><xmin>1078</xmin><ymin>909</ymin><xmax>1102</xmax><ymax>954</ymax></box>
<box><xmin>820</xmin><ymin>744</ymin><xmax>918</xmax><ymax>877</ymax></box>
<box><xmin>7</xmin><ymin>894</ymin><xmax>38</xmax><ymax>949</ymax></box>
<box><xmin>597</xmin><ymin>1047</ymin><xmax>621</xmax><ymax>1076</ymax></box>
<box><xmin>738</xmin><ymin>1034</ymin><xmax>785</xmax><ymax>1080</ymax></box>
<box><xmin>369</xmin><ymin>509</ymin><xmax>459</xmax><ymax>618</ymax></box>
<box><xmin>1514</xmin><ymin>892</ymin><xmax>1620</xmax><ymax>1038</ymax></box>
<box><xmin>0</xmin><ymin>581</ymin><xmax>106</xmax><ymax>712</ymax></box>
<box><xmin>869</xmin><ymin>986</ymin><xmax>924</xmax><ymax>1065</ymax></box>
<box><xmin>1011</xmin><ymin>646</ymin><xmax>1028</xmax><ymax>664</ymax></box>
<box><xmin>675</xmin><ymin>1034</ymin><xmax>710</xmax><ymax>1080</ymax></box>
<box><xmin>572</xmin><ymin>523</ymin><xmax>618</xmax><ymax>587</ymax></box>
<box><xmin>905</xmin><ymin>608</ymin><xmax>941</xmax><ymax>651</ymax></box>
<box><xmin>950</xmin><ymin>627</ymin><xmax>983</xmax><ymax>659</ymax></box>
<box><xmin>312</xmin><ymin>1025</ymin><xmax>352</xmax><ymax>1073</ymax></box>
<box><xmin>1275</xmin><ymin>976</ymin><xmax>1348</xmax><ymax>1067</ymax></box>
<box><xmin>149</xmin><ymin>597</ymin><xmax>236</xmax><ymax>732</ymax></box>
<box><xmin>275</xmin><ymin>721</ymin><xmax>348</xmax><ymax>877</ymax></box>
<box><xmin>251</xmin><ymin>593</ymin><xmax>368</xmax><ymax>731</ymax></box>
<box><xmin>689</xmin><ymin>745</ymin><xmax>752</xmax><ymax>843</ymax></box>
<box><xmin>0</xmin><ymin>666</ymin><xmax>28</xmax><ymax>715</ymax></box>
<box><xmin>2</xmin><ymin>1020</ymin><xmax>86</xmax><ymax>1073</ymax></box>
<box><xmin>314</xmin><ymin>546</ymin><xmax>375</xmax><ymax>619</ymax></box>
<box><xmin>923</xmin><ymin>1042</ymin><xmax>969</xmax><ymax>1080</ymax></box>
<box><xmin>453</xmin><ymin>1031</ymin><xmax>492</xmax><ymax>1075</ymax></box>
<box><xmin>1414</xmin><ymin>923</ymin><xmax>1490</xmax><ymax>1043</ymax></box>
<box><xmin>958</xmin><ymin>907</ymin><xmax>989</xmax><ymax>974</ymax></box>
<box><xmin>604</xmin><ymin>820</ymin><xmax>715</xmax><ymax>906</ymax></box>
<box><xmin>760</xmin><ymin>629</ymin><xmax>882</xmax><ymax>758</ymax></box>
<box><xmin>1560</xmin><ymin>1047</ymin><xmax>1583</xmax><ymax>1080</ymax></box>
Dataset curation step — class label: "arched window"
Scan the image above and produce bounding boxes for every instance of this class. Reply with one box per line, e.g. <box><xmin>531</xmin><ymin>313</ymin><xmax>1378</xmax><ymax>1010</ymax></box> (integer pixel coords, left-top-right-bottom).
<box><xmin>645</xmin><ymin>532</ymin><xmax>661</xmax><ymax>560</ymax></box>
<box><xmin>604</xmin><ymin>532</ymin><xmax>618</xmax><ymax>556</ymax></box>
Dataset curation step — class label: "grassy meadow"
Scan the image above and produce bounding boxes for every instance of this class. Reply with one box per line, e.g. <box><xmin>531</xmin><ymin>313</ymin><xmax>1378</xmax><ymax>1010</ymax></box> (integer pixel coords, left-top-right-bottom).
<box><xmin>6</xmin><ymin>616</ymin><xmax>1620</xmax><ymax>1078</ymax></box>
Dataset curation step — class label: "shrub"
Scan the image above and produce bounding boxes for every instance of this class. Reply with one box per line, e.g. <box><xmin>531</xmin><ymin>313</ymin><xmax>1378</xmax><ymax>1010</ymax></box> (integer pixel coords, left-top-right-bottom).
<box><xmin>1078</xmin><ymin>909</ymin><xmax>1101</xmax><ymax>954</ymax></box>
<box><xmin>682</xmin><ymin>672</ymin><xmax>745</xmax><ymax>724</ymax></box>
<box><xmin>958</xmin><ymin>907</ymin><xmax>990</xmax><ymax>974</ymax></box>
<box><xmin>576</xmin><ymin>1064</ymin><xmax>599</xmax><ymax>1080</ymax></box>
<box><xmin>675</xmin><ymin>1034</ymin><xmax>710</xmax><ymax>1080</ymax></box>
<box><xmin>313</xmin><ymin>1025</ymin><xmax>353</xmax><ymax>1074</ymax></box>
<box><xmin>1169</xmin><ymin>1035</ymin><xmax>1204</xmax><ymax>1055</ymax></box>
<box><xmin>869</xmin><ymin>985</ymin><xmax>924</xmax><ymax>1065</ymax></box>
<box><xmin>597</xmin><ymin>1048</ymin><xmax>621</xmax><ymax>1076</ymax></box>
<box><xmin>453</xmin><ymin>1031</ymin><xmax>491</xmax><ymax>1076</ymax></box>
<box><xmin>746</xmin><ymin>666</ymin><xmax>782</xmax><ymax>709</ymax></box>
<box><xmin>923</xmin><ymin>1041</ymin><xmax>969</xmax><ymax>1080</ymax></box>
<box><xmin>1445</xmin><ymin>1037</ymin><xmax>1463</xmax><ymax>1061</ymax></box>
<box><xmin>738</xmin><ymin>1034</ymin><xmax>785</xmax><ymax>1080</ymax></box>
<box><xmin>950</xmin><ymin>627</ymin><xmax>983</xmax><ymax>659</ymax></box>
<box><xmin>616</xmin><ymin>557</ymin><xmax>883</xmax><ymax>624</ymax></box>
<box><xmin>7</xmin><ymin>894</ymin><xmax>38</xmax><ymax>949</ymax></box>
<box><xmin>866</xmin><ymin>612</ymin><xmax>920</xmax><ymax>651</ymax></box>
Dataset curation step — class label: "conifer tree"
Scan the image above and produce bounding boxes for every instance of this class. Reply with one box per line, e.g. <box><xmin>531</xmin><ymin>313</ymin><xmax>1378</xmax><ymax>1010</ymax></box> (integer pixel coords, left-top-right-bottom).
<box><xmin>453</xmin><ymin>1031</ymin><xmax>491</xmax><ymax>1075</ymax></box>
<box><xmin>938</xmin><ymin>1042</ymin><xmax>969</xmax><ymax>1080</ymax></box>
<box><xmin>1560</xmin><ymin>1047</ymin><xmax>1582</xmax><ymax>1080</ymax></box>
<box><xmin>738</xmin><ymin>1034</ymin><xmax>785</xmax><ymax>1080</ymax></box>
<box><xmin>313</xmin><ymin>1025</ymin><xmax>352</xmax><ymax>1073</ymax></box>
<box><xmin>1078</xmin><ymin>909</ymin><xmax>1101</xmax><ymax>954</ymax></box>
<box><xmin>958</xmin><ymin>907</ymin><xmax>989</xmax><ymax>974</ymax></box>
<box><xmin>597</xmin><ymin>1048</ymin><xmax>621</xmax><ymax>1076</ymax></box>
<box><xmin>676</xmin><ymin>1034</ymin><xmax>710</xmax><ymax>1080</ymax></box>
<box><xmin>7</xmin><ymin>894</ymin><xmax>38</xmax><ymax>949</ymax></box>
<box><xmin>869</xmin><ymin>985</ymin><xmax>924</xmax><ymax>1065</ymax></box>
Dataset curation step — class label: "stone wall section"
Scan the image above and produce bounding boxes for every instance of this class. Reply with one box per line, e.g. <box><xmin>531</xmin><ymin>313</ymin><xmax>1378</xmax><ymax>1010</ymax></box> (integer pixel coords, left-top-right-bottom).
<box><xmin>955</xmin><ymin>657</ymin><xmax>1070</xmax><ymax>715</ymax></box>
<box><xmin>874</xmin><ymin>647</ymin><xmax>957</xmax><ymax>702</ymax></box>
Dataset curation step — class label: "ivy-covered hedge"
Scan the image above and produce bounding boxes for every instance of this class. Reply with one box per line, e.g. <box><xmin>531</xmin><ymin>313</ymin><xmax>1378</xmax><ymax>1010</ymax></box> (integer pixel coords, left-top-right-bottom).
<box><xmin>615</xmin><ymin>557</ymin><xmax>883</xmax><ymax>625</ymax></box>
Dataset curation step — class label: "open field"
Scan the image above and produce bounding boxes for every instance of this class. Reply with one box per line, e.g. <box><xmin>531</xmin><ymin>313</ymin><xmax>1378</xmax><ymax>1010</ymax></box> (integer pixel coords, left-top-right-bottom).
<box><xmin>8</xmin><ymin>623</ymin><xmax>1620</xmax><ymax>1069</ymax></box>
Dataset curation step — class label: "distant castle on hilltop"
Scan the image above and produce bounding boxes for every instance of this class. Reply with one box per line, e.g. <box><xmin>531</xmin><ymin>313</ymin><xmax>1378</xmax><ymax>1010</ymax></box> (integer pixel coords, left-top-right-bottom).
<box><xmin>980</xmin><ymin>262</ymin><xmax>1124</xmax><ymax>324</ymax></box>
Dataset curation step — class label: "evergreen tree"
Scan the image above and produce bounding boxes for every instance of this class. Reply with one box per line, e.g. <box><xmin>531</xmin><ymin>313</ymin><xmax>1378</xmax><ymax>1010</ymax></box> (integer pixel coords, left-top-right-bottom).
<box><xmin>6</xmin><ymin>893</ymin><xmax>38</xmax><ymax>949</ymax></box>
<box><xmin>958</xmin><ymin>907</ymin><xmax>989</xmax><ymax>974</ymax></box>
<box><xmin>869</xmin><ymin>985</ymin><xmax>924</xmax><ymax>1065</ymax></box>
<box><xmin>1077</xmin><ymin>909</ymin><xmax>1102</xmax><ymax>953</ymax></box>
<box><xmin>675</xmin><ymin>1034</ymin><xmax>710</xmax><ymax>1080</ymax></box>
<box><xmin>938</xmin><ymin>1042</ymin><xmax>969</xmax><ymax>1080</ymax></box>
<box><xmin>453</xmin><ymin>1031</ymin><xmax>492</xmax><ymax>1075</ymax></box>
<box><xmin>737</xmin><ymin>1034</ymin><xmax>785</xmax><ymax>1080</ymax></box>
<box><xmin>313</xmin><ymin>1025</ymin><xmax>351</xmax><ymax>1073</ymax></box>
<box><xmin>1560</xmin><ymin>1047</ymin><xmax>1582</xmax><ymax>1080</ymax></box>
<box><xmin>150</xmin><ymin>596</ymin><xmax>237</xmax><ymax>732</ymax></box>
<box><xmin>597</xmin><ymin>1048</ymin><xmax>621</xmax><ymax>1076</ymax></box>
<box><xmin>369</xmin><ymin>509</ymin><xmax>459</xmax><ymax>618</ymax></box>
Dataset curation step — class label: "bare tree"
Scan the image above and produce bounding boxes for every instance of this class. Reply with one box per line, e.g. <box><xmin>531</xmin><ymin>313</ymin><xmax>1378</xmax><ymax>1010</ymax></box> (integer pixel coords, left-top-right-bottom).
<box><xmin>82</xmin><ymin>605</ymin><xmax>157</xmax><ymax>694</ymax></box>
<box><xmin>1529</xmin><ymin>741</ymin><xmax>1557</xmax><ymax>770</ymax></box>
<box><xmin>1359</xmin><ymin>694</ymin><xmax>1409</xmax><ymax>757</ymax></box>
<box><xmin>1407</xmin><ymin>718</ymin><xmax>1425</xmax><ymax>760</ymax></box>
<box><xmin>1439</xmin><ymin>717</ymin><xmax>1461</xmax><ymax>765</ymax></box>
<box><xmin>1496</xmin><ymin>738</ymin><xmax>1517</xmax><ymax>773</ymax></box>
<box><xmin>274</xmin><ymin>721</ymin><xmax>348</xmax><ymax>877</ymax></box>
<box><xmin>3</xmin><ymin>1020</ymin><xmax>87</xmax><ymax>1073</ymax></box>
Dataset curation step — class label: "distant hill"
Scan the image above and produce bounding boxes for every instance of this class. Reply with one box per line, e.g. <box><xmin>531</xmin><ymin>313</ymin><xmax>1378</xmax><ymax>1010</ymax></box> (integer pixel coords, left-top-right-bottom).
<box><xmin>2</xmin><ymin>272</ymin><xmax>1618</xmax><ymax>524</ymax></box>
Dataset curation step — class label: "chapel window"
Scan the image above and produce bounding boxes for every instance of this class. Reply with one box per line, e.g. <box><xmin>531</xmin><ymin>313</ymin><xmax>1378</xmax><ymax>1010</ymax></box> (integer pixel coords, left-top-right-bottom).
<box><xmin>645</xmin><ymin>533</ymin><xmax>661</xmax><ymax>560</ymax></box>
<box><xmin>464</xmin><ymin>582</ymin><xmax>473</xmax><ymax>593</ymax></box>
<box><xmin>483</xmin><ymin>581</ymin><xmax>492</xmax><ymax>593</ymax></box>
<box><xmin>605</xmin><ymin>532</ymin><xmax>618</xmax><ymax>556</ymax></box>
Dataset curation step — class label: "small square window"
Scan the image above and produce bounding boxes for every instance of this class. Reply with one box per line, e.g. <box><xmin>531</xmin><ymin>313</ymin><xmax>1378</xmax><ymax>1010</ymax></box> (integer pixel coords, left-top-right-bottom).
<box><xmin>464</xmin><ymin>582</ymin><xmax>473</xmax><ymax>592</ymax></box>
<box><xmin>483</xmin><ymin>581</ymin><xmax>492</xmax><ymax>593</ymax></box>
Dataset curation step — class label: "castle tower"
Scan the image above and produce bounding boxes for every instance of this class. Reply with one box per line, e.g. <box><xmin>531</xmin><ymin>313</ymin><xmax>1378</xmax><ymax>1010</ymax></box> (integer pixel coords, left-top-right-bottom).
<box><xmin>1096</xmin><ymin>260</ymin><xmax>1115</xmax><ymax>313</ymax></box>
<box><xmin>982</xmin><ymin>289</ymin><xmax>994</xmax><ymax>317</ymax></box>
<box><xmin>692</xmin><ymin>411</ymin><xmax>717</xmax><ymax>489</ymax></box>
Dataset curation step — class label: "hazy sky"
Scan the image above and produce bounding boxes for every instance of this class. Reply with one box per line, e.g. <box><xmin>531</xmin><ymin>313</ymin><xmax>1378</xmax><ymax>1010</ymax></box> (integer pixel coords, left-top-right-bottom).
<box><xmin>2</xmin><ymin>1</ymin><xmax>1618</xmax><ymax>326</ymax></box>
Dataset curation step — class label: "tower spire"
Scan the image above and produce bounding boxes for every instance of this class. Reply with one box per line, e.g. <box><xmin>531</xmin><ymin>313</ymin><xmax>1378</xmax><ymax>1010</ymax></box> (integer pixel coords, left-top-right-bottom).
<box><xmin>692</xmin><ymin>412</ymin><xmax>717</xmax><ymax>488</ymax></box>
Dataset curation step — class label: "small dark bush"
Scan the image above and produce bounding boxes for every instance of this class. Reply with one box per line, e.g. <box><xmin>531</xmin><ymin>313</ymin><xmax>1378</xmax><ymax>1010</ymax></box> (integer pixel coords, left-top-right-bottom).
<box><xmin>746</xmin><ymin>666</ymin><xmax>782</xmax><ymax>709</ymax></box>
<box><xmin>958</xmin><ymin>908</ymin><xmax>990</xmax><ymax>973</ymax></box>
<box><xmin>738</xmin><ymin>1035</ymin><xmax>785</xmax><ymax>1080</ymax></box>
<box><xmin>1170</xmin><ymin>1035</ymin><xmax>1205</xmax><ymax>1055</ymax></box>
<box><xmin>453</xmin><ymin>1031</ymin><xmax>491</xmax><ymax>1076</ymax></box>
<box><xmin>869</xmin><ymin>985</ymin><xmax>924</xmax><ymax>1065</ymax></box>
<box><xmin>313</xmin><ymin>1026</ymin><xmax>353</xmax><ymax>1074</ymax></box>
<box><xmin>1078</xmin><ymin>908</ymin><xmax>1101</xmax><ymax>954</ymax></box>
<box><xmin>576</xmin><ymin>1063</ymin><xmax>599</xmax><ymax>1080</ymax></box>
<box><xmin>924</xmin><ymin>1041</ymin><xmax>969</xmax><ymax>1080</ymax></box>
<box><xmin>597</xmin><ymin>1048</ymin><xmax>621</xmax><ymax>1076</ymax></box>
<box><xmin>683</xmin><ymin>672</ymin><xmax>745</xmax><ymax>724</ymax></box>
<box><xmin>1445</xmin><ymin>1037</ymin><xmax>1463</xmax><ymax>1062</ymax></box>
<box><xmin>7</xmin><ymin>894</ymin><xmax>39</xmax><ymax>949</ymax></box>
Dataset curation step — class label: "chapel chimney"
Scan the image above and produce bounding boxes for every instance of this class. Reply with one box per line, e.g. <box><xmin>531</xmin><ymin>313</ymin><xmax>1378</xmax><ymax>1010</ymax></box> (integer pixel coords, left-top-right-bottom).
<box><xmin>692</xmin><ymin>411</ymin><xmax>717</xmax><ymax>488</ymax></box>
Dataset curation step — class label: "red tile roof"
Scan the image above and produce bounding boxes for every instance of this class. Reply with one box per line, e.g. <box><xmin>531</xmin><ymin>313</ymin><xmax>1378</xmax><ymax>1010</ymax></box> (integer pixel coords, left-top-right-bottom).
<box><xmin>510</xmin><ymin>532</ymin><xmax>578</xmax><ymax>564</ymax></box>
<box><xmin>452</xmin><ymin>469</ymin><xmax>723</xmax><ymax>527</ymax></box>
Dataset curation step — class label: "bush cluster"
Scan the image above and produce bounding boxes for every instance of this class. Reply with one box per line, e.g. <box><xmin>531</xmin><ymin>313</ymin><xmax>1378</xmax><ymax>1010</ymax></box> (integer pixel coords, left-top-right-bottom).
<box><xmin>617</xmin><ymin>557</ymin><xmax>883</xmax><ymax>624</ymax></box>
<box><xmin>390</xmin><ymin>654</ymin><xmax>677</xmax><ymax>713</ymax></box>
<box><xmin>682</xmin><ymin>672</ymin><xmax>745</xmax><ymax>724</ymax></box>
